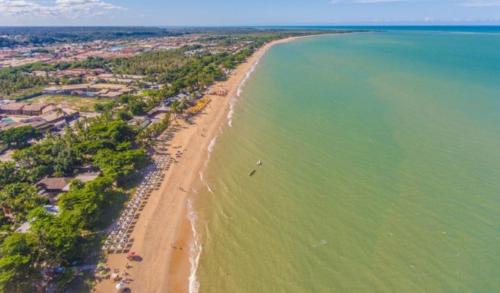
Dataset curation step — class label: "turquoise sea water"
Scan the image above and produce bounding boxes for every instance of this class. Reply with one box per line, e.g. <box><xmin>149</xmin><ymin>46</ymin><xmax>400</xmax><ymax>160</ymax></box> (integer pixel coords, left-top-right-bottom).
<box><xmin>196</xmin><ymin>30</ymin><xmax>500</xmax><ymax>292</ymax></box>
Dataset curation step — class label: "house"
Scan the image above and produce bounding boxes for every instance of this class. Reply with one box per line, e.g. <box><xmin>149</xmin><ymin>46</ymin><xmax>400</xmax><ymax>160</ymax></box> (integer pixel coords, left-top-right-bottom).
<box><xmin>147</xmin><ymin>106</ymin><xmax>169</xmax><ymax>118</ymax></box>
<box><xmin>21</xmin><ymin>103</ymin><xmax>54</xmax><ymax>116</ymax></box>
<box><xmin>0</xmin><ymin>103</ymin><xmax>26</xmax><ymax>115</ymax></box>
<box><xmin>36</xmin><ymin>177</ymin><xmax>72</xmax><ymax>202</ymax></box>
<box><xmin>0</xmin><ymin>102</ymin><xmax>56</xmax><ymax>116</ymax></box>
<box><xmin>42</xmin><ymin>83</ymin><xmax>131</xmax><ymax>99</ymax></box>
<box><xmin>5</xmin><ymin>108</ymin><xmax>79</xmax><ymax>132</ymax></box>
<box><xmin>23</xmin><ymin>117</ymin><xmax>52</xmax><ymax>131</ymax></box>
<box><xmin>40</xmin><ymin>111</ymin><xmax>67</xmax><ymax>124</ymax></box>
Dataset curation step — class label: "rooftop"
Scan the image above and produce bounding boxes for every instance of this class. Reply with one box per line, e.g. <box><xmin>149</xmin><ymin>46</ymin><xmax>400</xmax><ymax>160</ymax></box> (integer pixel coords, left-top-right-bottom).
<box><xmin>37</xmin><ymin>177</ymin><xmax>72</xmax><ymax>191</ymax></box>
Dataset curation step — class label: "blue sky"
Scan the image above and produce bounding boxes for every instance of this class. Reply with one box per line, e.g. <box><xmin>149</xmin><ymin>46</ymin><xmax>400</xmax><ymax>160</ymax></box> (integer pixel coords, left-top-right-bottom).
<box><xmin>1</xmin><ymin>0</ymin><xmax>500</xmax><ymax>26</ymax></box>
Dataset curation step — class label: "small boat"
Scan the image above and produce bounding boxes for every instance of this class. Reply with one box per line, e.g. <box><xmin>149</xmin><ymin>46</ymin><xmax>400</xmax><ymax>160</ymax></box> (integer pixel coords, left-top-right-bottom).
<box><xmin>256</xmin><ymin>160</ymin><xmax>262</xmax><ymax>166</ymax></box>
<box><xmin>249</xmin><ymin>169</ymin><xmax>256</xmax><ymax>176</ymax></box>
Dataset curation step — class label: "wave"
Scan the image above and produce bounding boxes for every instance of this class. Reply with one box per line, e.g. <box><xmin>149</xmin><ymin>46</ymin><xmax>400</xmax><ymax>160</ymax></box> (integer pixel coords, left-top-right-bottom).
<box><xmin>227</xmin><ymin>58</ymin><xmax>261</xmax><ymax>127</ymax></box>
<box><xmin>207</xmin><ymin>137</ymin><xmax>217</xmax><ymax>153</ymax></box>
<box><xmin>188</xmin><ymin>135</ymin><xmax>218</xmax><ymax>293</ymax></box>
<box><xmin>191</xmin><ymin>48</ymin><xmax>267</xmax><ymax>292</ymax></box>
<box><xmin>187</xmin><ymin>198</ymin><xmax>202</xmax><ymax>293</ymax></box>
<box><xmin>205</xmin><ymin>183</ymin><xmax>214</xmax><ymax>194</ymax></box>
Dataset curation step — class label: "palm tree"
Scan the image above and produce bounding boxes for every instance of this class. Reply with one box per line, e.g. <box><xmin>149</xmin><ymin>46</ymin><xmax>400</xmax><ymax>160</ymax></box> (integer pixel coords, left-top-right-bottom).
<box><xmin>170</xmin><ymin>100</ymin><xmax>183</xmax><ymax>124</ymax></box>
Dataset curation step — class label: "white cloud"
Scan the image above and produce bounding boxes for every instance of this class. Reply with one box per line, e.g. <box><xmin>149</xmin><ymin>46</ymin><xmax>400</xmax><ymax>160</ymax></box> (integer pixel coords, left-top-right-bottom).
<box><xmin>0</xmin><ymin>0</ymin><xmax>124</xmax><ymax>18</ymax></box>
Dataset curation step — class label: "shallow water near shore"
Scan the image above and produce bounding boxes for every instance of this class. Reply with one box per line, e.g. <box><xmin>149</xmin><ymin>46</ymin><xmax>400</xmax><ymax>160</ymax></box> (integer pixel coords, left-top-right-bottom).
<box><xmin>196</xmin><ymin>30</ymin><xmax>500</xmax><ymax>292</ymax></box>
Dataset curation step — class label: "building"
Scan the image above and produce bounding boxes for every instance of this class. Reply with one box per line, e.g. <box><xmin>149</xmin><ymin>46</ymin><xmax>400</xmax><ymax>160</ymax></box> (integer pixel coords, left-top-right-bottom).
<box><xmin>20</xmin><ymin>103</ymin><xmax>54</xmax><ymax>116</ymax></box>
<box><xmin>0</xmin><ymin>102</ymin><xmax>54</xmax><ymax>116</ymax></box>
<box><xmin>37</xmin><ymin>177</ymin><xmax>72</xmax><ymax>193</ymax></box>
<box><xmin>42</xmin><ymin>83</ymin><xmax>132</xmax><ymax>99</ymax></box>
<box><xmin>147</xmin><ymin>106</ymin><xmax>170</xmax><ymax>118</ymax></box>
<box><xmin>15</xmin><ymin>108</ymin><xmax>79</xmax><ymax>132</ymax></box>
<box><xmin>36</xmin><ymin>177</ymin><xmax>72</xmax><ymax>202</ymax></box>
<box><xmin>36</xmin><ymin>172</ymin><xmax>100</xmax><ymax>202</ymax></box>
<box><xmin>0</xmin><ymin>103</ymin><xmax>25</xmax><ymax>115</ymax></box>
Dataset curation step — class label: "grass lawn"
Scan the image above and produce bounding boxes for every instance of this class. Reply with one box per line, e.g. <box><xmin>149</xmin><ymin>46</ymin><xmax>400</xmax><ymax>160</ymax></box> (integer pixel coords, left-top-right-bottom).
<box><xmin>27</xmin><ymin>95</ymin><xmax>114</xmax><ymax>112</ymax></box>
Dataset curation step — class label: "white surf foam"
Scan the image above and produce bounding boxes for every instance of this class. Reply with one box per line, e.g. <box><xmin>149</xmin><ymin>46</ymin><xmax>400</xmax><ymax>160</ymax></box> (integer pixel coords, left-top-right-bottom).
<box><xmin>227</xmin><ymin>58</ymin><xmax>261</xmax><ymax>127</ymax></box>
<box><xmin>205</xmin><ymin>183</ymin><xmax>214</xmax><ymax>194</ymax></box>
<box><xmin>190</xmin><ymin>48</ymin><xmax>268</xmax><ymax>292</ymax></box>
<box><xmin>198</xmin><ymin>134</ymin><xmax>219</xmax><ymax>195</ymax></box>
<box><xmin>187</xmin><ymin>198</ymin><xmax>202</xmax><ymax>293</ymax></box>
<box><xmin>207</xmin><ymin>137</ymin><xmax>217</xmax><ymax>153</ymax></box>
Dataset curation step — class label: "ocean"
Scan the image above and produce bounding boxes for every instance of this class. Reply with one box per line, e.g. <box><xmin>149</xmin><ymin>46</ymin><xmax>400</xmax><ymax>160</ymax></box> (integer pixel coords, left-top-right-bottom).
<box><xmin>194</xmin><ymin>28</ymin><xmax>500</xmax><ymax>292</ymax></box>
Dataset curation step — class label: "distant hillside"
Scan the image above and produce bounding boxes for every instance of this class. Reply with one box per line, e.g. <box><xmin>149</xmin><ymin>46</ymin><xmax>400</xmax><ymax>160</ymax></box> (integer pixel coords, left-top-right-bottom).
<box><xmin>0</xmin><ymin>27</ymin><xmax>187</xmax><ymax>47</ymax></box>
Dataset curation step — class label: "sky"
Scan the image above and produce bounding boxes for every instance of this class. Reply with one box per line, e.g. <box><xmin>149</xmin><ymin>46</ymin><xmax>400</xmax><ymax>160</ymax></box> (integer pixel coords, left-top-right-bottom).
<box><xmin>1</xmin><ymin>0</ymin><xmax>500</xmax><ymax>26</ymax></box>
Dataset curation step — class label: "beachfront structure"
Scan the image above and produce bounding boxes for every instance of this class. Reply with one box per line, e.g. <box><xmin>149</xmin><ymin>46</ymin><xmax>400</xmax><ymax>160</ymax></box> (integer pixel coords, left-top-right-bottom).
<box><xmin>21</xmin><ymin>103</ymin><xmax>55</xmax><ymax>116</ymax></box>
<box><xmin>0</xmin><ymin>103</ymin><xmax>24</xmax><ymax>115</ymax></box>
<box><xmin>89</xmin><ymin>73</ymin><xmax>145</xmax><ymax>85</ymax></box>
<box><xmin>37</xmin><ymin>177</ymin><xmax>72</xmax><ymax>202</ymax></box>
<box><xmin>164</xmin><ymin>93</ymin><xmax>193</xmax><ymax>106</ymax></box>
<box><xmin>0</xmin><ymin>102</ymin><xmax>55</xmax><ymax>116</ymax></box>
<box><xmin>36</xmin><ymin>172</ymin><xmax>100</xmax><ymax>202</ymax></box>
<box><xmin>147</xmin><ymin>106</ymin><xmax>170</xmax><ymax>118</ymax></box>
<box><xmin>42</xmin><ymin>83</ymin><xmax>132</xmax><ymax>99</ymax></box>
<box><xmin>0</xmin><ymin>107</ymin><xmax>79</xmax><ymax>132</ymax></box>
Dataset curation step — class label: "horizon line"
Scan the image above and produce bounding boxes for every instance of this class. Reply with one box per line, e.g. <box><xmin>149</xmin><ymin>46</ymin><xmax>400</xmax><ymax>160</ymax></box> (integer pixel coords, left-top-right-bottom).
<box><xmin>1</xmin><ymin>24</ymin><xmax>500</xmax><ymax>28</ymax></box>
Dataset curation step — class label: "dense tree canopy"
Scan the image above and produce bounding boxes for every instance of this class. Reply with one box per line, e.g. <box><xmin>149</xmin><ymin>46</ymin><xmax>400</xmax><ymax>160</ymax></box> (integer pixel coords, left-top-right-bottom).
<box><xmin>58</xmin><ymin>176</ymin><xmax>114</xmax><ymax>230</ymax></box>
<box><xmin>0</xmin><ymin>117</ymin><xmax>147</xmax><ymax>290</ymax></box>
<box><xmin>0</xmin><ymin>69</ymin><xmax>47</xmax><ymax>97</ymax></box>
<box><xmin>0</xmin><ymin>183</ymin><xmax>47</xmax><ymax>225</ymax></box>
<box><xmin>0</xmin><ymin>126</ymin><xmax>41</xmax><ymax>149</ymax></box>
<box><xmin>0</xmin><ymin>233</ymin><xmax>39</xmax><ymax>292</ymax></box>
<box><xmin>93</xmin><ymin>149</ymin><xmax>149</xmax><ymax>184</ymax></box>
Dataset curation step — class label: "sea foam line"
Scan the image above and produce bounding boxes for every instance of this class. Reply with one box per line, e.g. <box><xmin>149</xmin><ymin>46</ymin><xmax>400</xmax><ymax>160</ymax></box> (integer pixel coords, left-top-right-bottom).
<box><xmin>191</xmin><ymin>47</ymin><xmax>268</xmax><ymax>292</ymax></box>
<box><xmin>227</xmin><ymin>58</ymin><xmax>261</xmax><ymax>127</ymax></box>
<box><xmin>187</xmin><ymin>198</ymin><xmax>202</xmax><ymax>293</ymax></box>
<box><xmin>188</xmin><ymin>134</ymin><xmax>217</xmax><ymax>293</ymax></box>
<box><xmin>207</xmin><ymin>137</ymin><xmax>217</xmax><ymax>154</ymax></box>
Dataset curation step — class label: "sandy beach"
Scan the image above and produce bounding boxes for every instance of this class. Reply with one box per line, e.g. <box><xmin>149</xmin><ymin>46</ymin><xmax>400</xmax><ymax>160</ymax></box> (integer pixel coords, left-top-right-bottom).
<box><xmin>94</xmin><ymin>36</ymin><xmax>299</xmax><ymax>293</ymax></box>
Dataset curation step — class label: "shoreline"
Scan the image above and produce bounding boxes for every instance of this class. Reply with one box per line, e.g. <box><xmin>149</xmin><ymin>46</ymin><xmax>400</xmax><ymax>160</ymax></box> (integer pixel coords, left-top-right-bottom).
<box><xmin>94</xmin><ymin>36</ymin><xmax>302</xmax><ymax>293</ymax></box>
